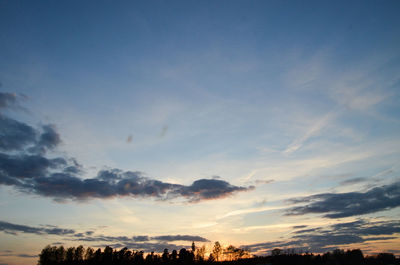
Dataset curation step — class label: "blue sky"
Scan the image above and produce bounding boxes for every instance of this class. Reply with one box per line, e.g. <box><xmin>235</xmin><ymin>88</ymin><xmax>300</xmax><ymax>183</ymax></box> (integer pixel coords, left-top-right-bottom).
<box><xmin>1</xmin><ymin>1</ymin><xmax>400</xmax><ymax>265</ymax></box>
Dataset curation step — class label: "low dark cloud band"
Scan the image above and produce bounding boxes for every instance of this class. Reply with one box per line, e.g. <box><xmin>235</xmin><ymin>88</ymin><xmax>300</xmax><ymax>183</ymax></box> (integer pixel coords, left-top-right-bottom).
<box><xmin>286</xmin><ymin>182</ymin><xmax>400</xmax><ymax>218</ymax></box>
<box><xmin>0</xmin><ymin>220</ymin><xmax>209</xmax><ymax>253</ymax></box>
<box><xmin>243</xmin><ymin>219</ymin><xmax>400</xmax><ymax>254</ymax></box>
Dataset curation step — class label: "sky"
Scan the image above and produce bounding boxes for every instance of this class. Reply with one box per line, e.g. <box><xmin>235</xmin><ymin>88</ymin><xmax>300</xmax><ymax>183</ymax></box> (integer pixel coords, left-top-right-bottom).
<box><xmin>1</xmin><ymin>0</ymin><xmax>400</xmax><ymax>264</ymax></box>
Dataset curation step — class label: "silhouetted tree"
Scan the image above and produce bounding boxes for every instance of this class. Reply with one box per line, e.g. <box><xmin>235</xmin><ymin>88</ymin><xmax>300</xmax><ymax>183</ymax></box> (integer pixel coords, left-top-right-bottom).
<box><xmin>346</xmin><ymin>249</ymin><xmax>364</xmax><ymax>265</ymax></box>
<box><xmin>376</xmin><ymin>253</ymin><xmax>396</xmax><ymax>265</ymax></box>
<box><xmin>171</xmin><ymin>250</ymin><xmax>178</xmax><ymax>262</ymax></box>
<box><xmin>93</xmin><ymin>248</ymin><xmax>102</xmax><ymax>264</ymax></box>
<box><xmin>207</xmin><ymin>253</ymin><xmax>215</xmax><ymax>263</ymax></box>
<box><xmin>103</xmin><ymin>246</ymin><xmax>113</xmax><ymax>264</ymax></box>
<box><xmin>133</xmin><ymin>250</ymin><xmax>144</xmax><ymax>265</ymax></box>
<box><xmin>55</xmin><ymin>246</ymin><xmax>65</xmax><ymax>264</ymax></box>
<box><xmin>85</xmin><ymin>247</ymin><xmax>94</xmax><ymax>261</ymax></box>
<box><xmin>37</xmin><ymin>244</ymin><xmax>399</xmax><ymax>265</ymax></box>
<box><xmin>212</xmin><ymin>242</ymin><xmax>222</xmax><ymax>261</ymax></box>
<box><xmin>75</xmin><ymin>245</ymin><xmax>84</xmax><ymax>262</ymax></box>
<box><xmin>162</xmin><ymin>249</ymin><xmax>170</xmax><ymax>263</ymax></box>
<box><xmin>38</xmin><ymin>245</ymin><xmax>56</xmax><ymax>265</ymax></box>
<box><xmin>66</xmin><ymin>247</ymin><xmax>75</xmax><ymax>263</ymax></box>
<box><xmin>195</xmin><ymin>245</ymin><xmax>206</xmax><ymax>262</ymax></box>
<box><xmin>271</xmin><ymin>248</ymin><xmax>282</xmax><ymax>256</ymax></box>
<box><xmin>191</xmin><ymin>242</ymin><xmax>196</xmax><ymax>253</ymax></box>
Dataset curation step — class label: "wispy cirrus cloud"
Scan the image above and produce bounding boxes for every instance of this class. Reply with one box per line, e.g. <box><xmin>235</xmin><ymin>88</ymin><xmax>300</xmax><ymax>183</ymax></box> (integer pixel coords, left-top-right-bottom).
<box><xmin>283</xmin><ymin>110</ymin><xmax>338</xmax><ymax>155</ymax></box>
<box><xmin>282</xmin><ymin>51</ymin><xmax>396</xmax><ymax>156</ymax></box>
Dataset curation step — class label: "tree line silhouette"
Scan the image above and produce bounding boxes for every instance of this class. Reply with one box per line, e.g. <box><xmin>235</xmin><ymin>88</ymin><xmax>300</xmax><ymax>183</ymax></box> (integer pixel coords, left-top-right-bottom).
<box><xmin>38</xmin><ymin>242</ymin><xmax>399</xmax><ymax>265</ymax></box>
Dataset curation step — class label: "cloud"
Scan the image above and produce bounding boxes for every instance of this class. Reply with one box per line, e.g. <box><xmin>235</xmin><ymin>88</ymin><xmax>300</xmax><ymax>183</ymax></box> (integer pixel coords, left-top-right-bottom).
<box><xmin>339</xmin><ymin>177</ymin><xmax>369</xmax><ymax>185</ymax></box>
<box><xmin>17</xmin><ymin>254</ymin><xmax>37</xmax><ymax>258</ymax></box>
<box><xmin>152</xmin><ymin>235</ymin><xmax>209</xmax><ymax>242</ymax></box>
<box><xmin>159</xmin><ymin>125</ymin><xmax>168</xmax><ymax>137</ymax></box>
<box><xmin>0</xmin><ymin>250</ymin><xmax>38</xmax><ymax>259</ymax></box>
<box><xmin>73</xmin><ymin>234</ymin><xmax>209</xmax><ymax>244</ymax></box>
<box><xmin>0</xmin><ymin>116</ymin><xmax>60</xmax><ymax>155</ymax></box>
<box><xmin>1</xmin><ymin>220</ymin><xmax>209</xmax><ymax>252</ymax></box>
<box><xmin>283</xmin><ymin>110</ymin><xmax>337</xmax><ymax>155</ymax></box>
<box><xmin>0</xmin><ymin>92</ymin><xmax>253</xmax><ymax>202</ymax></box>
<box><xmin>133</xmin><ymin>236</ymin><xmax>149</xmax><ymax>242</ymax></box>
<box><xmin>28</xmin><ymin>125</ymin><xmax>61</xmax><ymax>154</ymax></box>
<box><xmin>96</xmin><ymin>242</ymin><xmax>188</xmax><ymax>253</ymax></box>
<box><xmin>254</xmin><ymin>179</ymin><xmax>274</xmax><ymax>185</ymax></box>
<box><xmin>73</xmin><ymin>233</ymin><xmax>208</xmax><ymax>252</ymax></box>
<box><xmin>292</xmin><ymin>225</ymin><xmax>308</xmax><ymax>229</ymax></box>
<box><xmin>21</xmin><ymin>169</ymin><xmax>251</xmax><ymax>202</ymax></box>
<box><xmin>0</xmin><ymin>221</ymin><xmax>75</xmax><ymax>235</ymax></box>
<box><xmin>289</xmin><ymin>219</ymin><xmax>400</xmax><ymax>252</ymax></box>
<box><xmin>179</xmin><ymin>178</ymin><xmax>252</xmax><ymax>202</ymax></box>
<box><xmin>51</xmin><ymin>242</ymin><xmax>64</xmax><ymax>245</ymax></box>
<box><xmin>243</xmin><ymin>219</ymin><xmax>400</xmax><ymax>254</ymax></box>
<box><xmin>0</xmin><ymin>92</ymin><xmax>17</xmax><ymax>110</ymax></box>
<box><xmin>0</xmin><ymin>116</ymin><xmax>37</xmax><ymax>151</ymax></box>
<box><xmin>286</xmin><ymin>182</ymin><xmax>400</xmax><ymax>218</ymax></box>
<box><xmin>329</xmin><ymin>219</ymin><xmax>400</xmax><ymax>236</ymax></box>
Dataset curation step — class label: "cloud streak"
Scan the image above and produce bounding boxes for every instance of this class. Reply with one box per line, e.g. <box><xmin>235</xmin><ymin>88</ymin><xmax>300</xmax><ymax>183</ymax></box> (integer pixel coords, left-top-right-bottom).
<box><xmin>0</xmin><ymin>92</ymin><xmax>252</xmax><ymax>202</ymax></box>
<box><xmin>0</xmin><ymin>221</ymin><xmax>75</xmax><ymax>236</ymax></box>
<box><xmin>286</xmin><ymin>182</ymin><xmax>400</xmax><ymax>218</ymax></box>
<box><xmin>283</xmin><ymin>110</ymin><xmax>337</xmax><ymax>155</ymax></box>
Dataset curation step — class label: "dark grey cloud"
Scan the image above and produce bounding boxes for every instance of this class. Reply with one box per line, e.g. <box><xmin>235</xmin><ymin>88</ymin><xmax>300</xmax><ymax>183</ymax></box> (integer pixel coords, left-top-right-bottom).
<box><xmin>72</xmin><ymin>232</ymin><xmax>209</xmax><ymax>252</ymax></box>
<box><xmin>0</xmin><ymin>221</ymin><xmax>75</xmax><ymax>235</ymax></box>
<box><xmin>0</xmin><ymin>92</ymin><xmax>252</xmax><ymax>202</ymax></box>
<box><xmin>0</xmin><ymin>153</ymin><xmax>66</xmax><ymax>180</ymax></box>
<box><xmin>51</xmin><ymin>242</ymin><xmax>64</xmax><ymax>245</ymax></box>
<box><xmin>292</xmin><ymin>225</ymin><xmax>308</xmax><ymax>229</ymax></box>
<box><xmin>0</xmin><ymin>250</ymin><xmax>37</xmax><ymax>259</ymax></box>
<box><xmin>1</xmin><ymin>220</ymin><xmax>209</xmax><ymax>252</ymax></box>
<box><xmin>17</xmin><ymin>254</ymin><xmax>37</xmax><ymax>258</ymax></box>
<box><xmin>286</xmin><ymin>182</ymin><xmax>400</xmax><ymax>218</ymax></box>
<box><xmin>0</xmin><ymin>116</ymin><xmax>37</xmax><ymax>151</ymax></box>
<box><xmin>14</xmin><ymin>169</ymin><xmax>251</xmax><ymax>202</ymax></box>
<box><xmin>133</xmin><ymin>236</ymin><xmax>149</xmax><ymax>242</ymax></box>
<box><xmin>0</xmin><ymin>92</ymin><xmax>17</xmax><ymax>110</ymax></box>
<box><xmin>28</xmin><ymin>125</ymin><xmax>61</xmax><ymax>154</ymax></box>
<box><xmin>243</xmin><ymin>219</ymin><xmax>400</xmax><ymax>255</ymax></box>
<box><xmin>0</xmin><ymin>120</ymin><xmax>60</xmax><ymax>155</ymax></box>
<box><xmin>339</xmin><ymin>177</ymin><xmax>368</xmax><ymax>185</ymax></box>
<box><xmin>152</xmin><ymin>235</ymin><xmax>209</xmax><ymax>242</ymax></box>
<box><xmin>329</xmin><ymin>219</ymin><xmax>400</xmax><ymax>236</ymax></box>
<box><xmin>179</xmin><ymin>179</ymin><xmax>252</xmax><ymax>202</ymax></box>
<box><xmin>1</xmin><ymin>158</ymin><xmax>251</xmax><ymax>201</ymax></box>
<box><xmin>97</xmin><ymin>242</ymin><xmax>187</xmax><ymax>253</ymax></box>
<box><xmin>72</xmin><ymin>233</ymin><xmax>209</xmax><ymax>244</ymax></box>
<box><xmin>243</xmin><ymin>240</ymin><xmax>303</xmax><ymax>254</ymax></box>
<box><xmin>0</xmin><ymin>92</ymin><xmax>57</xmax><ymax>154</ymax></box>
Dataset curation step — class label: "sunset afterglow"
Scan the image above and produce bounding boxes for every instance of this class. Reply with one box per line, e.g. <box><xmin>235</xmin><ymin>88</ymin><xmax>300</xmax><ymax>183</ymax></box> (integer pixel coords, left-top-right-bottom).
<box><xmin>1</xmin><ymin>1</ymin><xmax>400</xmax><ymax>265</ymax></box>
